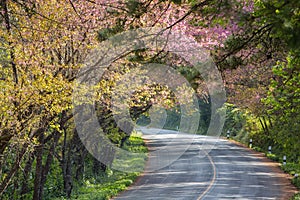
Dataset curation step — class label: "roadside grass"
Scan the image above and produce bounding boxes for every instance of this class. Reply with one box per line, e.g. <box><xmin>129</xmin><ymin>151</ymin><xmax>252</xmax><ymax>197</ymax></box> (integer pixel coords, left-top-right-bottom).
<box><xmin>265</xmin><ymin>153</ymin><xmax>280</xmax><ymax>162</ymax></box>
<box><xmin>262</xmin><ymin>152</ymin><xmax>300</xmax><ymax>199</ymax></box>
<box><xmin>122</xmin><ymin>133</ymin><xmax>148</xmax><ymax>153</ymax></box>
<box><xmin>69</xmin><ymin>172</ymin><xmax>138</xmax><ymax>200</ymax></box>
<box><xmin>53</xmin><ymin>134</ymin><xmax>147</xmax><ymax>200</ymax></box>
<box><xmin>281</xmin><ymin>163</ymin><xmax>300</xmax><ymax>199</ymax></box>
<box><xmin>291</xmin><ymin>193</ymin><xmax>300</xmax><ymax>200</ymax></box>
<box><xmin>260</xmin><ymin>152</ymin><xmax>300</xmax><ymax>199</ymax></box>
<box><xmin>227</xmin><ymin>138</ymin><xmax>300</xmax><ymax>199</ymax></box>
<box><xmin>265</xmin><ymin>155</ymin><xmax>300</xmax><ymax>193</ymax></box>
<box><xmin>280</xmin><ymin>162</ymin><xmax>300</xmax><ymax>199</ymax></box>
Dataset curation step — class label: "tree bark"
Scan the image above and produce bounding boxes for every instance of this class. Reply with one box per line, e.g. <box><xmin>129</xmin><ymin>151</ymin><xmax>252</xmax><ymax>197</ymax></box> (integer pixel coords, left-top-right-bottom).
<box><xmin>0</xmin><ymin>0</ymin><xmax>18</xmax><ymax>84</ymax></box>
<box><xmin>61</xmin><ymin>128</ymin><xmax>73</xmax><ymax>198</ymax></box>
<box><xmin>0</xmin><ymin>129</ymin><xmax>13</xmax><ymax>157</ymax></box>
<box><xmin>0</xmin><ymin>144</ymin><xmax>29</xmax><ymax>196</ymax></box>
<box><xmin>20</xmin><ymin>152</ymin><xmax>35</xmax><ymax>196</ymax></box>
<box><xmin>0</xmin><ymin>127</ymin><xmax>44</xmax><ymax>196</ymax></box>
<box><xmin>33</xmin><ymin>133</ymin><xmax>44</xmax><ymax>200</ymax></box>
<box><xmin>39</xmin><ymin>130</ymin><xmax>62</xmax><ymax>200</ymax></box>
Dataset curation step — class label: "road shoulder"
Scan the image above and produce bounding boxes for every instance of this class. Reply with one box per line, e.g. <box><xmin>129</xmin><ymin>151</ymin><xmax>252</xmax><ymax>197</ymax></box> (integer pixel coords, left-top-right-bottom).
<box><xmin>225</xmin><ymin>138</ymin><xmax>299</xmax><ymax>199</ymax></box>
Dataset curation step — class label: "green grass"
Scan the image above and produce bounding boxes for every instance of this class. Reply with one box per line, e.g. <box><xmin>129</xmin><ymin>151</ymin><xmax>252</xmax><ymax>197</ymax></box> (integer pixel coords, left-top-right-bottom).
<box><xmin>291</xmin><ymin>193</ymin><xmax>300</xmax><ymax>200</ymax></box>
<box><xmin>112</xmin><ymin>133</ymin><xmax>148</xmax><ymax>173</ymax></box>
<box><xmin>266</xmin><ymin>153</ymin><xmax>280</xmax><ymax>162</ymax></box>
<box><xmin>281</xmin><ymin>163</ymin><xmax>300</xmax><ymax>176</ymax></box>
<box><xmin>122</xmin><ymin>134</ymin><xmax>148</xmax><ymax>153</ymax></box>
<box><xmin>72</xmin><ymin>172</ymin><xmax>138</xmax><ymax>200</ymax></box>
<box><xmin>281</xmin><ymin>163</ymin><xmax>300</xmax><ymax>191</ymax></box>
<box><xmin>53</xmin><ymin>134</ymin><xmax>147</xmax><ymax>200</ymax></box>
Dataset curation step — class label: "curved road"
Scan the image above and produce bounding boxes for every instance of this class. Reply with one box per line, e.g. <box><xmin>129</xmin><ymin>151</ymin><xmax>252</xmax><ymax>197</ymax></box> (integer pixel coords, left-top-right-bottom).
<box><xmin>113</xmin><ymin>128</ymin><xmax>297</xmax><ymax>200</ymax></box>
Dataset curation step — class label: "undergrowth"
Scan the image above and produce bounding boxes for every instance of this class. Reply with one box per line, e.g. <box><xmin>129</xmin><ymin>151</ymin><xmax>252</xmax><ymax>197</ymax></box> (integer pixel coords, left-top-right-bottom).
<box><xmin>53</xmin><ymin>134</ymin><xmax>147</xmax><ymax>200</ymax></box>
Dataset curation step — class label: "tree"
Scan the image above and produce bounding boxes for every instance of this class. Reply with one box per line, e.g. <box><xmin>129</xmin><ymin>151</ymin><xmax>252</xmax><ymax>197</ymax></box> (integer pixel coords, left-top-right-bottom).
<box><xmin>263</xmin><ymin>51</ymin><xmax>300</xmax><ymax>160</ymax></box>
<box><xmin>0</xmin><ymin>0</ymin><xmax>242</xmax><ymax>198</ymax></box>
<box><xmin>0</xmin><ymin>0</ymin><xmax>107</xmax><ymax>198</ymax></box>
<box><xmin>213</xmin><ymin>0</ymin><xmax>300</xmax><ymax>160</ymax></box>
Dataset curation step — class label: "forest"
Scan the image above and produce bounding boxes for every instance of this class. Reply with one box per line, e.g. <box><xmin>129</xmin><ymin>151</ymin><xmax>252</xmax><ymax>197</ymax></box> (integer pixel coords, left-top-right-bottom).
<box><xmin>0</xmin><ymin>0</ymin><xmax>299</xmax><ymax>199</ymax></box>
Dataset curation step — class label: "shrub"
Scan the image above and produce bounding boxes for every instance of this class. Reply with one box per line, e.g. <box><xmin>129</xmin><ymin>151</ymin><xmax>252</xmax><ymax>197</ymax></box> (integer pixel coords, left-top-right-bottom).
<box><xmin>266</xmin><ymin>153</ymin><xmax>280</xmax><ymax>162</ymax></box>
<box><xmin>291</xmin><ymin>193</ymin><xmax>300</xmax><ymax>200</ymax></box>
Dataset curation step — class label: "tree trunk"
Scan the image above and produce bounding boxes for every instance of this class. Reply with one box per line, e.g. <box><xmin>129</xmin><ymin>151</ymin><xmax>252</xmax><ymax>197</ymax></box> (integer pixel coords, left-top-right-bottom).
<box><xmin>259</xmin><ymin>117</ymin><xmax>267</xmax><ymax>135</ymax></box>
<box><xmin>61</xmin><ymin>128</ymin><xmax>73</xmax><ymax>198</ymax></box>
<box><xmin>0</xmin><ymin>126</ymin><xmax>44</xmax><ymax>196</ymax></box>
<box><xmin>0</xmin><ymin>144</ymin><xmax>29</xmax><ymax>196</ymax></box>
<box><xmin>39</xmin><ymin>131</ymin><xmax>62</xmax><ymax>199</ymax></box>
<box><xmin>0</xmin><ymin>0</ymin><xmax>18</xmax><ymax>85</ymax></box>
<box><xmin>74</xmin><ymin>150</ymin><xmax>87</xmax><ymax>181</ymax></box>
<box><xmin>20</xmin><ymin>152</ymin><xmax>35</xmax><ymax>197</ymax></box>
<box><xmin>73</xmin><ymin>131</ymin><xmax>87</xmax><ymax>181</ymax></box>
<box><xmin>262</xmin><ymin>116</ymin><xmax>270</xmax><ymax>135</ymax></box>
<box><xmin>63</xmin><ymin>149</ymin><xmax>73</xmax><ymax>198</ymax></box>
<box><xmin>0</xmin><ymin>129</ymin><xmax>13</xmax><ymax>156</ymax></box>
<box><xmin>33</xmin><ymin>133</ymin><xmax>44</xmax><ymax>200</ymax></box>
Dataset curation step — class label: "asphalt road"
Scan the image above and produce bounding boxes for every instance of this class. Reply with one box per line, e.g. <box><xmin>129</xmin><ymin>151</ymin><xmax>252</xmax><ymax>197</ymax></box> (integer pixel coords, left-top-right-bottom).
<box><xmin>113</xmin><ymin>128</ymin><xmax>296</xmax><ymax>200</ymax></box>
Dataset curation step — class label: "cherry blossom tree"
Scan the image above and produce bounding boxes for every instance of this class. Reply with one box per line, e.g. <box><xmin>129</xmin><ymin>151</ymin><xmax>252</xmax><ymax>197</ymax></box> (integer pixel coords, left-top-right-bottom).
<box><xmin>0</xmin><ymin>0</ymin><xmax>241</xmax><ymax>198</ymax></box>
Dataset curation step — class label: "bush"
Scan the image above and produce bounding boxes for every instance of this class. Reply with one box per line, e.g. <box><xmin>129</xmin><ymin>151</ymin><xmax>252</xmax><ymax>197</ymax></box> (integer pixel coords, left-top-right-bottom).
<box><xmin>291</xmin><ymin>193</ymin><xmax>300</xmax><ymax>200</ymax></box>
<box><xmin>252</xmin><ymin>146</ymin><xmax>263</xmax><ymax>152</ymax></box>
<box><xmin>281</xmin><ymin>163</ymin><xmax>300</xmax><ymax>196</ymax></box>
<box><xmin>292</xmin><ymin>177</ymin><xmax>300</xmax><ymax>189</ymax></box>
<box><xmin>281</xmin><ymin>163</ymin><xmax>300</xmax><ymax>175</ymax></box>
<box><xmin>266</xmin><ymin>153</ymin><xmax>280</xmax><ymax>162</ymax></box>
